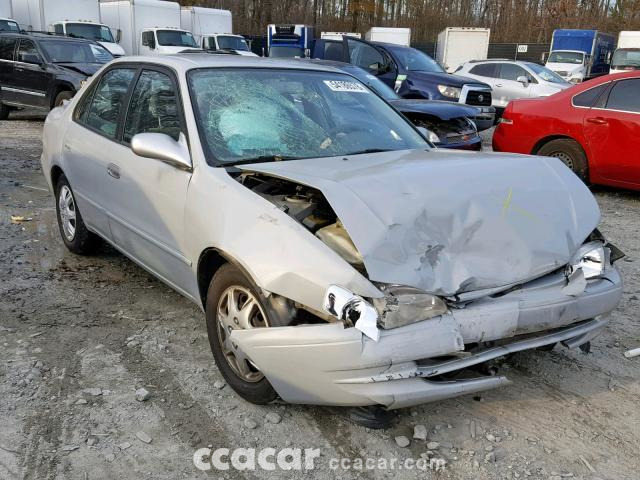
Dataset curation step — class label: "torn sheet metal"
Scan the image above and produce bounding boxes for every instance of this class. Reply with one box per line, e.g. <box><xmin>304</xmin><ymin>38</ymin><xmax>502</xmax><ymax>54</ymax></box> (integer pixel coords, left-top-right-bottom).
<box><xmin>241</xmin><ymin>149</ymin><xmax>599</xmax><ymax>296</ymax></box>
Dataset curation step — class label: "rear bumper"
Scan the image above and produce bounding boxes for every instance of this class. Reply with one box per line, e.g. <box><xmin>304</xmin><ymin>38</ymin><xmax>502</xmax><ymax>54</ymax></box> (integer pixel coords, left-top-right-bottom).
<box><xmin>232</xmin><ymin>268</ymin><xmax>622</xmax><ymax>409</ymax></box>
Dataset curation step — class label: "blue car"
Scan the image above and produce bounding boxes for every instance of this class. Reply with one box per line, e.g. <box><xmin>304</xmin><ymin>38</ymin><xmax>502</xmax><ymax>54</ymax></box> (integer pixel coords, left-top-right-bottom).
<box><xmin>306</xmin><ymin>60</ymin><xmax>483</xmax><ymax>150</ymax></box>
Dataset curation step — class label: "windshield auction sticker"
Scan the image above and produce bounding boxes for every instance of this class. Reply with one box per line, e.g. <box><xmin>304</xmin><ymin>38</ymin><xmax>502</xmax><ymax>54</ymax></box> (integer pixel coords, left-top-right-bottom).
<box><xmin>323</xmin><ymin>80</ymin><xmax>370</xmax><ymax>93</ymax></box>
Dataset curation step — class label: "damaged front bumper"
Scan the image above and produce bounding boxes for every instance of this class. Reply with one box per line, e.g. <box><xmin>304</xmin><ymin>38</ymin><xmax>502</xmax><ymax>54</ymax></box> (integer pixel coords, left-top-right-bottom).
<box><xmin>231</xmin><ymin>267</ymin><xmax>622</xmax><ymax>409</ymax></box>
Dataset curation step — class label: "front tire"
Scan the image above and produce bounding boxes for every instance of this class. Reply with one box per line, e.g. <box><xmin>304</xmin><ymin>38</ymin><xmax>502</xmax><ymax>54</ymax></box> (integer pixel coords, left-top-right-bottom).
<box><xmin>55</xmin><ymin>174</ymin><xmax>100</xmax><ymax>254</ymax></box>
<box><xmin>54</xmin><ymin>91</ymin><xmax>74</xmax><ymax>108</ymax></box>
<box><xmin>205</xmin><ymin>264</ymin><xmax>280</xmax><ymax>404</ymax></box>
<box><xmin>537</xmin><ymin>139</ymin><xmax>589</xmax><ymax>182</ymax></box>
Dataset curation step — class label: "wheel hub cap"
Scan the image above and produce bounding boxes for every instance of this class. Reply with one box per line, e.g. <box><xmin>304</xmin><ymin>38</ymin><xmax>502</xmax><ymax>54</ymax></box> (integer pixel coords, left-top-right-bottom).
<box><xmin>216</xmin><ymin>286</ymin><xmax>268</xmax><ymax>383</ymax></box>
<box><xmin>58</xmin><ymin>185</ymin><xmax>77</xmax><ymax>241</ymax></box>
<box><xmin>549</xmin><ymin>151</ymin><xmax>574</xmax><ymax>170</ymax></box>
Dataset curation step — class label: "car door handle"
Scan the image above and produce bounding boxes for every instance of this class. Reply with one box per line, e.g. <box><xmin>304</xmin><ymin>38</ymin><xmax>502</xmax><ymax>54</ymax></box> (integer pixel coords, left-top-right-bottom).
<box><xmin>107</xmin><ymin>163</ymin><xmax>120</xmax><ymax>179</ymax></box>
<box><xmin>494</xmin><ymin>83</ymin><xmax>503</xmax><ymax>87</ymax></box>
<box><xmin>63</xmin><ymin>143</ymin><xmax>71</xmax><ymax>151</ymax></box>
<box><xmin>586</xmin><ymin>117</ymin><xmax>608</xmax><ymax>125</ymax></box>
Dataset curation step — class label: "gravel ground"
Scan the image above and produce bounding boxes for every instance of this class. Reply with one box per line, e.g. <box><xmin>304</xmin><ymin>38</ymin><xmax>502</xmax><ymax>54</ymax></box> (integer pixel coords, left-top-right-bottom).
<box><xmin>1</xmin><ymin>113</ymin><xmax>639</xmax><ymax>480</ymax></box>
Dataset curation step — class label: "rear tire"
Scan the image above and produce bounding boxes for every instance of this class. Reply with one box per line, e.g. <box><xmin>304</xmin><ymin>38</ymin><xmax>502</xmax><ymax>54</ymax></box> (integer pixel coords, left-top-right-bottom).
<box><xmin>537</xmin><ymin>139</ymin><xmax>589</xmax><ymax>182</ymax></box>
<box><xmin>0</xmin><ymin>103</ymin><xmax>9</xmax><ymax>120</ymax></box>
<box><xmin>54</xmin><ymin>91</ymin><xmax>74</xmax><ymax>108</ymax></box>
<box><xmin>205</xmin><ymin>264</ymin><xmax>284</xmax><ymax>405</ymax></box>
<box><xmin>55</xmin><ymin>174</ymin><xmax>100</xmax><ymax>254</ymax></box>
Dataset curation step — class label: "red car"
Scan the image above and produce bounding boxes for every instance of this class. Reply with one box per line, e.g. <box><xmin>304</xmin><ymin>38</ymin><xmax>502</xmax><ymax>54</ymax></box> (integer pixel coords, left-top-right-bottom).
<box><xmin>493</xmin><ymin>72</ymin><xmax>640</xmax><ymax>191</ymax></box>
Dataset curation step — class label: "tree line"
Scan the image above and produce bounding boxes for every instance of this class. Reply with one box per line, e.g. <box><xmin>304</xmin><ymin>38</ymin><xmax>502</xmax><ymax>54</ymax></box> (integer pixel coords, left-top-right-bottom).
<box><xmin>178</xmin><ymin>0</ymin><xmax>640</xmax><ymax>43</ymax></box>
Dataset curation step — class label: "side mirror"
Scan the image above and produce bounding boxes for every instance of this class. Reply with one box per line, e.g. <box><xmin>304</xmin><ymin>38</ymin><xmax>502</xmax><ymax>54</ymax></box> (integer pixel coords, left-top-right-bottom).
<box><xmin>516</xmin><ymin>75</ymin><xmax>529</xmax><ymax>86</ymax></box>
<box><xmin>131</xmin><ymin>132</ymin><xmax>192</xmax><ymax>171</ymax></box>
<box><xmin>116</xmin><ymin>29</ymin><xmax>122</xmax><ymax>43</ymax></box>
<box><xmin>20</xmin><ymin>52</ymin><xmax>41</xmax><ymax>64</ymax></box>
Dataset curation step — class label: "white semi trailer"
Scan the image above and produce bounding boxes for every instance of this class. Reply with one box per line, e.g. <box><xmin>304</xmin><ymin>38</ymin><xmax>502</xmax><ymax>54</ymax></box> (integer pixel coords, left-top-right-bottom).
<box><xmin>10</xmin><ymin>0</ymin><xmax>124</xmax><ymax>55</ymax></box>
<box><xmin>101</xmin><ymin>0</ymin><xmax>197</xmax><ymax>56</ymax></box>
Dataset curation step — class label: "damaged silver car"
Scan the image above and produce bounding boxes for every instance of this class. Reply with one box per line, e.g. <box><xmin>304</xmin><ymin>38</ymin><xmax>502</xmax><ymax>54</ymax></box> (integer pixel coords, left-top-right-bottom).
<box><xmin>41</xmin><ymin>55</ymin><xmax>623</xmax><ymax>419</ymax></box>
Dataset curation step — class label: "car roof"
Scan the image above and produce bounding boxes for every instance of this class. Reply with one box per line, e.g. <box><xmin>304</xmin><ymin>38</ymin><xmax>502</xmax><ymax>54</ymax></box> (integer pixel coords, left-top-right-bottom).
<box><xmin>109</xmin><ymin>53</ymin><xmax>349</xmax><ymax>75</ymax></box>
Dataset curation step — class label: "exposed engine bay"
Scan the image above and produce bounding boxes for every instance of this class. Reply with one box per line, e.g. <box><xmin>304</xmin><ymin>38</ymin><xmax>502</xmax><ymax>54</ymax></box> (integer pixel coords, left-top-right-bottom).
<box><xmin>404</xmin><ymin>114</ymin><xmax>477</xmax><ymax>146</ymax></box>
<box><xmin>238</xmin><ymin>172</ymin><xmax>366</xmax><ymax>275</ymax></box>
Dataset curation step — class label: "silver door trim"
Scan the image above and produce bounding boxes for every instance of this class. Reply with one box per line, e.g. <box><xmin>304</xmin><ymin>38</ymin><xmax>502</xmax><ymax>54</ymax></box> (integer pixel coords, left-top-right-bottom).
<box><xmin>0</xmin><ymin>86</ymin><xmax>46</xmax><ymax>97</ymax></box>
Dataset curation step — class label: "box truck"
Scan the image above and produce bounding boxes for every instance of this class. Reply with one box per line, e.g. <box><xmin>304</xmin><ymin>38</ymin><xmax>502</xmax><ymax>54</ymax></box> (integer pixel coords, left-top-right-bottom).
<box><xmin>180</xmin><ymin>6</ymin><xmax>252</xmax><ymax>55</ymax></box>
<box><xmin>101</xmin><ymin>0</ymin><xmax>197</xmax><ymax>56</ymax></box>
<box><xmin>610</xmin><ymin>31</ymin><xmax>640</xmax><ymax>73</ymax></box>
<box><xmin>267</xmin><ymin>24</ymin><xmax>314</xmax><ymax>58</ymax></box>
<box><xmin>436</xmin><ymin>27</ymin><xmax>490</xmax><ymax>72</ymax></box>
<box><xmin>545</xmin><ymin>29</ymin><xmax>615</xmax><ymax>83</ymax></box>
<box><xmin>320</xmin><ymin>31</ymin><xmax>360</xmax><ymax>40</ymax></box>
<box><xmin>10</xmin><ymin>0</ymin><xmax>124</xmax><ymax>55</ymax></box>
<box><xmin>1</xmin><ymin>0</ymin><xmax>18</xmax><ymax>32</ymax></box>
<box><xmin>364</xmin><ymin>27</ymin><xmax>410</xmax><ymax>46</ymax></box>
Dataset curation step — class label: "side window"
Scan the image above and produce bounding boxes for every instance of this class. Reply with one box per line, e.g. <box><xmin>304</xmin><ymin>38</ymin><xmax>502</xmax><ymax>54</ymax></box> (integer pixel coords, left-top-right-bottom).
<box><xmin>54</xmin><ymin>24</ymin><xmax>64</xmax><ymax>34</ymax></box>
<box><xmin>498</xmin><ymin>63</ymin><xmax>528</xmax><ymax>81</ymax></box>
<box><xmin>347</xmin><ymin>39</ymin><xmax>385</xmax><ymax>71</ymax></box>
<box><xmin>572</xmin><ymin>84</ymin><xmax>608</xmax><ymax>108</ymax></box>
<box><xmin>605</xmin><ymin>79</ymin><xmax>640</xmax><ymax>113</ymax></box>
<box><xmin>141</xmin><ymin>31</ymin><xmax>155</xmax><ymax>49</ymax></box>
<box><xmin>0</xmin><ymin>37</ymin><xmax>17</xmax><ymax>61</ymax></box>
<box><xmin>84</xmin><ymin>68</ymin><xmax>136</xmax><ymax>138</ymax></box>
<box><xmin>323</xmin><ymin>41</ymin><xmax>343</xmax><ymax>61</ymax></box>
<box><xmin>17</xmin><ymin>40</ymin><xmax>40</xmax><ymax>63</ymax></box>
<box><xmin>123</xmin><ymin>70</ymin><xmax>181</xmax><ymax>143</ymax></box>
<box><xmin>469</xmin><ymin>63</ymin><xmax>497</xmax><ymax>78</ymax></box>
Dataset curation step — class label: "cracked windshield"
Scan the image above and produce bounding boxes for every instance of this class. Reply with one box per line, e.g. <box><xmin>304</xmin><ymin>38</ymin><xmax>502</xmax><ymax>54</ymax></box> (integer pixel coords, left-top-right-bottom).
<box><xmin>188</xmin><ymin>69</ymin><xmax>427</xmax><ymax>165</ymax></box>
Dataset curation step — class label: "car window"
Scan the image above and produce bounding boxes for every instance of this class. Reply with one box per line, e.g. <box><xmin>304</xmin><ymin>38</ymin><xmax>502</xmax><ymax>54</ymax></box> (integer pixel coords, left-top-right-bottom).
<box><xmin>498</xmin><ymin>63</ymin><xmax>529</xmax><ymax>81</ymax></box>
<box><xmin>124</xmin><ymin>70</ymin><xmax>182</xmax><ymax>143</ymax></box>
<box><xmin>469</xmin><ymin>63</ymin><xmax>498</xmax><ymax>78</ymax></box>
<box><xmin>572</xmin><ymin>84</ymin><xmax>608</xmax><ymax>108</ymax></box>
<box><xmin>54</xmin><ymin>24</ymin><xmax>64</xmax><ymax>34</ymax></box>
<box><xmin>188</xmin><ymin>68</ymin><xmax>427</xmax><ymax>165</ymax></box>
<box><xmin>0</xmin><ymin>37</ymin><xmax>17</xmax><ymax>61</ymax></box>
<box><xmin>17</xmin><ymin>40</ymin><xmax>40</xmax><ymax>63</ymax></box>
<box><xmin>347</xmin><ymin>39</ymin><xmax>384</xmax><ymax>71</ymax></box>
<box><xmin>84</xmin><ymin>68</ymin><xmax>137</xmax><ymax>139</ymax></box>
<box><xmin>324</xmin><ymin>41</ymin><xmax>343</xmax><ymax>61</ymax></box>
<box><xmin>605</xmin><ymin>79</ymin><xmax>640</xmax><ymax>113</ymax></box>
<box><xmin>141</xmin><ymin>31</ymin><xmax>155</xmax><ymax>48</ymax></box>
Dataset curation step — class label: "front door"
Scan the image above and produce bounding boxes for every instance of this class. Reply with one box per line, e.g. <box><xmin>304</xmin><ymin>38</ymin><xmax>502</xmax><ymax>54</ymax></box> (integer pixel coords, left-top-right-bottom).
<box><xmin>12</xmin><ymin>39</ymin><xmax>49</xmax><ymax>109</ymax></box>
<box><xmin>492</xmin><ymin>63</ymin><xmax>534</xmax><ymax>108</ymax></box>
<box><xmin>0</xmin><ymin>36</ymin><xmax>17</xmax><ymax>103</ymax></box>
<box><xmin>583</xmin><ymin>77</ymin><xmax>640</xmax><ymax>188</ymax></box>
<box><xmin>341</xmin><ymin>37</ymin><xmax>397</xmax><ymax>88</ymax></box>
<box><xmin>63</xmin><ymin>67</ymin><xmax>138</xmax><ymax>239</ymax></box>
<box><xmin>105</xmin><ymin>67</ymin><xmax>194</xmax><ymax>295</ymax></box>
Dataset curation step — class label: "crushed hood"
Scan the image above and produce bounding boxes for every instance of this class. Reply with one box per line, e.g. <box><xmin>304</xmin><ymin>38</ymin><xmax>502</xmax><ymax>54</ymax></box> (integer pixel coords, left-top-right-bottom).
<box><xmin>240</xmin><ymin>149</ymin><xmax>600</xmax><ymax>297</ymax></box>
<box><xmin>389</xmin><ymin>99</ymin><xmax>479</xmax><ymax>120</ymax></box>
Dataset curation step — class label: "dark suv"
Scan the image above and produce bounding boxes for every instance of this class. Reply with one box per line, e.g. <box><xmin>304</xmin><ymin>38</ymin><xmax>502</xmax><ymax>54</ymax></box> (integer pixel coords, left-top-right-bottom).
<box><xmin>0</xmin><ymin>32</ymin><xmax>113</xmax><ymax>119</ymax></box>
<box><xmin>313</xmin><ymin>36</ymin><xmax>495</xmax><ymax>129</ymax></box>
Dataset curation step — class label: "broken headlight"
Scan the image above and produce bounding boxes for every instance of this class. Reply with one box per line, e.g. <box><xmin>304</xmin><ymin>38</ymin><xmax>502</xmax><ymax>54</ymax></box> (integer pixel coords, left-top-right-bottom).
<box><xmin>373</xmin><ymin>285</ymin><xmax>448</xmax><ymax>330</ymax></box>
<box><xmin>323</xmin><ymin>285</ymin><xmax>380</xmax><ymax>341</ymax></box>
<box><xmin>567</xmin><ymin>241</ymin><xmax>606</xmax><ymax>279</ymax></box>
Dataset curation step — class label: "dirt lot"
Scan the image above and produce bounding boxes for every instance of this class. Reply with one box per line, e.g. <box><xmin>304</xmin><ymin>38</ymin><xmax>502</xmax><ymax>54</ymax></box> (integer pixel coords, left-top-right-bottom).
<box><xmin>1</xmin><ymin>114</ymin><xmax>639</xmax><ymax>480</ymax></box>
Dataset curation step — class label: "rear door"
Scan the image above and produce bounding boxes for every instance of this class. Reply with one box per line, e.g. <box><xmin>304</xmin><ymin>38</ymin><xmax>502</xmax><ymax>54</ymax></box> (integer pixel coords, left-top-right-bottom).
<box><xmin>341</xmin><ymin>37</ymin><xmax>397</xmax><ymax>88</ymax></box>
<box><xmin>583</xmin><ymin>77</ymin><xmax>640</xmax><ymax>187</ymax></box>
<box><xmin>0</xmin><ymin>36</ymin><xmax>17</xmax><ymax>103</ymax></box>
<box><xmin>63</xmin><ymin>66</ymin><xmax>138</xmax><ymax>239</ymax></box>
<box><xmin>493</xmin><ymin>63</ymin><xmax>534</xmax><ymax>107</ymax></box>
<box><xmin>12</xmin><ymin>39</ymin><xmax>50</xmax><ymax>109</ymax></box>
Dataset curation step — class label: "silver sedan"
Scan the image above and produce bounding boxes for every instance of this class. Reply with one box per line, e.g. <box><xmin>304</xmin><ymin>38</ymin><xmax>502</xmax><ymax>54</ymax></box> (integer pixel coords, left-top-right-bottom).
<box><xmin>41</xmin><ymin>54</ymin><xmax>623</xmax><ymax>417</ymax></box>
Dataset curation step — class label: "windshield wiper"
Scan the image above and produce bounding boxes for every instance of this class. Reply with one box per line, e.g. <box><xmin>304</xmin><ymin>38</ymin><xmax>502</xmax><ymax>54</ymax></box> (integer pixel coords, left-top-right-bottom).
<box><xmin>343</xmin><ymin>148</ymin><xmax>393</xmax><ymax>156</ymax></box>
<box><xmin>228</xmin><ymin>154</ymin><xmax>300</xmax><ymax>166</ymax></box>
